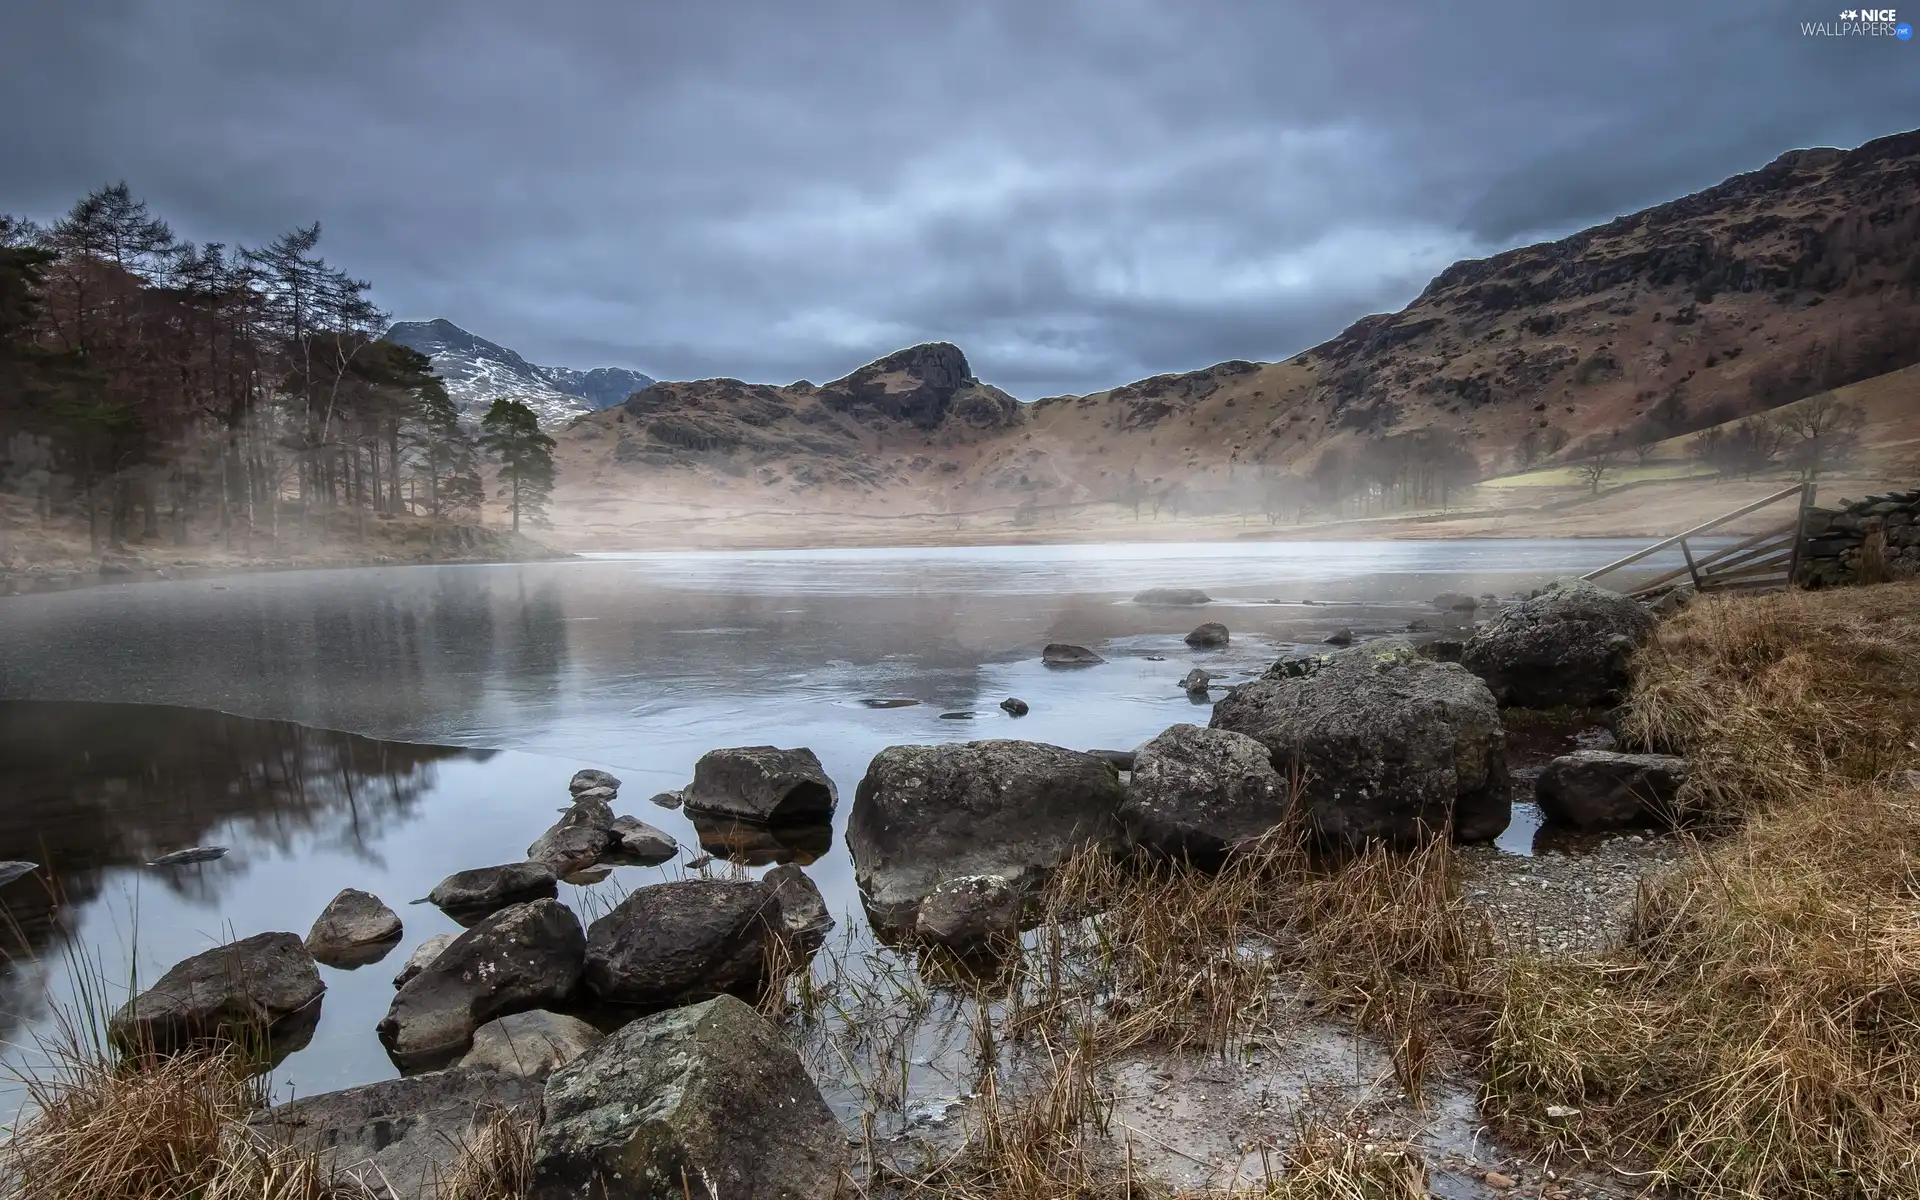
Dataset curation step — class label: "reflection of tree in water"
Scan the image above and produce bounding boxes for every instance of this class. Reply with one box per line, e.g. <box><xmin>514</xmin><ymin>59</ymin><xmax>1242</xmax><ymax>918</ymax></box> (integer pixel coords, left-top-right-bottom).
<box><xmin>0</xmin><ymin>701</ymin><xmax>485</xmax><ymax>1043</ymax></box>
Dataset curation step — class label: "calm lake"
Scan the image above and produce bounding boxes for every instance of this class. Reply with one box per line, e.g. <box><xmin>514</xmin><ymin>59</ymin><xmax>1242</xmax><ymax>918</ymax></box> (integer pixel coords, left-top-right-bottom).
<box><xmin>0</xmin><ymin>539</ymin><xmax>1690</xmax><ymax>1113</ymax></box>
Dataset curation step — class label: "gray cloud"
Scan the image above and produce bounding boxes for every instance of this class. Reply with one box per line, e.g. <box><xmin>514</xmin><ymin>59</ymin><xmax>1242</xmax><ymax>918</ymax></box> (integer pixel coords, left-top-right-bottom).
<box><xmin>1</xmin><ymin>0</ymin><xmax>1910</xmax><ymax>396</ymax></box>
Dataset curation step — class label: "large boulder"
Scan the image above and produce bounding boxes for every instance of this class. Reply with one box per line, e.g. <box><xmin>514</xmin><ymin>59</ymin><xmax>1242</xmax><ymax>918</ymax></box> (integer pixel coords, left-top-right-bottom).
<box><xmin>1462</xmin><ymin>577</ymin><xmax>1657</xmax><ymax>708</ymax></box>
<box><xmin>1209</xmin><ymin>640</ymin><xmax>1508</xmax><ymax>847</ymax></box>
<box><xmin>1535</xmin><ymin>750</ymin><xmax>1689</xmax><ymax>830</ymax></box>
<box><xmin>582</xmin><ymin>879</ymin><xmax>784</xmax><ymax>1008</ymax></box>
<box><xmin>915</xmin><ymin>874</ymin><xmax>1022</xmax><ymax>952</ymax></box>
<box><xmin>1119</xmin><ymin>724</ymin><xmax>1290</xmax><ymax>867</ymax></box>
<box><xmin>378</xmin><ymin>898</ymin><xmax>585</xmax><ymax>1072</ymax></box>
<box><xmin>846</xmin><ymin>740</ymin><xmax>1127</xmax><ymax>931</ymax></box>
<box><xmin>109</xmin><ymin>932</ymin><xmax>324</xmax><ymax>1060</ymax></box>
<box><xmin>305</xmin><ymin>888</ymin><xmax>402</xmax><ymax>969</ymax></box>
<box><xmin>529</xmin><ymin>995</ymin><xmax>846</xmax><ymax>1200</ymax></box>
<box><xmin>248</xmin><ymin>1068</ymin><xmax>540</xmax><ymax>1199</ymax></box>
<box><xmin>459</xmin><ymin>1010</ymin><xmax>603</xmax><ymax>1080</ymax></box>
<box><xmin>1184</xmin><ymin>621</ymin><xmax>1230</xmax><ymax>648</ymax></box>
<box><xmin>426</xmin><ymin>862</ymin><xmax>558</xmax><ymax>921</ymax></box>
<box><xmin>681</xmin><ymin>746</ymin><xmax>837</xmax><ymax>824</ymax></box>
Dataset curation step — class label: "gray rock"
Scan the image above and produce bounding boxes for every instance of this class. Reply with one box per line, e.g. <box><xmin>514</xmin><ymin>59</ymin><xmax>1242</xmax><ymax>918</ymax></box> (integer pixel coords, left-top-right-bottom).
<box><xmin>425</xmin><ymin>862</ymin><xmax>558</xmax><ymax>919</ymax></box>
<box><xmin>1042</xmin><ymin>642</ymin><xmax>1105</xmax><ymax>667</ymax></box>
<box><xmin>529</xmin><ymin>995</ymin><xmax>846</xmax><ymax>1200</ymax></box>
<box><xmin>147</xmin><ymin>845</ymin><xmax>228</xmax><ymax>866</ymax></box>
<box><xmin>606</xmin><ymin>815</ymin><xmax>678</xmax><ymax>865</ymax></box>
<box><xmin>305</xmin><ymin>888</ymin><xmax>403</xmax><ymax>969</ymax></box>
<box><xmin>1000</xmin><ymin>697</ymin><xmax>1030</xmax><ymax>716</ymax></box>
<box><xmin>1417</xmin><ymin>637</ymin><xmax>1466</xmax><ymax>664</ymax></box>
<box><xmin>1323</xmin><ymin>628</ymin><xmax>1354</xmax><ymax>646</ymax></box>
<box><xmin>458</xmin><ymin>1010</ymin><xmax>603</xmax><ymax>1080</ymax></box>
<box><xmin>763</xmin><ymin>863</ymin><xmax>834</xmax><ymax>949</ymax></box>
<box><xmin>377</xmin><ymin>898</ymin><xmax>585</xmax><ymax>1072</ymax></box>
<box><xmin>109</xmin><ymin>932</ymin><xmax>324</xmax><ymax>1060</ymax></box>
<box><xmin>569</xmin><ymin>768</ymin><xmax>621</xmax><ymax>795</ymax></box>
<box><xmin>1182</xmin><ymin>668</ymin><xmax>1211</xmax><ymax>694</ymax></box>
<box><xmin>527</xmin><ymin>822</ymin><xmax>608</xmax><ymax>876</ymax></box>
<box><xmin>1134</xmin><ymin>587</ymin><xmax>1212</xmax><ymax>605</ymax></box>
<box><xmin>1432</xmin><ymin>592</ymin><xmax>1478</xmax><ymax>612</ymax></box>
<box><xmin>847</xmin><ymin>740</ymin><xmax>1127</xmax><ymax>931</ymax></box>
<box><xmin>570</xmin><ymin>785</ymin><xmax>619</xmax><ymax>807</ymax></box>
<box><xmin>1462</xmin><ymin>577</ymin><xmax>1657</xmax><ymax>708</ymax></box>
<box><xmin>1184</xmin><ymin>621</ymin><xmax>1230</xmax><ymax>648</ymax></box>
<box><xmin>650</xmin><ymin>790</ymin><xmax>685</xmax><ymax>810</ymax></box>
<box><xmin>1648</xmin><ymin>585</ymin><xmax>1696</xmax><ymax>619</ymax></box>
<box><xmin>681</xmin><ymin>746</ymin><xmax>838</xmax><ymax>824</ymax></box>
<box><xmin>1120</xmin><ymin>724</ymin><xmax>1290</xmax><ymax>867</ymax></box>
<box><xmin>393</xmin><ymin>932</ymin><xmax>458</xmax><ymax>990</ymax></box>
<box><xmin>1088</xmin><ymin>748</ymin><xmax>1137</xmax><ymax>771</ymax></box>
<box><xmin>582</xmin><ymin>879</ymin><xmax>783</xmax><ymax>1007</ymax></box>
<box><xmin>1535</xmin><ymin>749</ymin><xmax>1688</xmax><ymax>830</ymax></box>
<box><xmin>248</xmin><ymin>1067</ymin><xmax>539</xmax><ymax>1200</ymax></box>
<box><xmin>0</xmin><ymin>861</ymin><xmax>38</xmax><ymax>887</ymax></box>
<box><xmin>915</xmin><ymin>874</ymin><xmax>1022</xmax><ymax>951</ymax></box>
<box><xmin>1210</xmin><ymin>640</ymin><xmax>1509</xmax><ymax>848</ymax></box>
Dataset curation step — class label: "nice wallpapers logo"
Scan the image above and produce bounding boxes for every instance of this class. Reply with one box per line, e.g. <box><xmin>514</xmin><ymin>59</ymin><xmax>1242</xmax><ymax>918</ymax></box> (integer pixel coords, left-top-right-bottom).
<box><xmin>1803</xmin><ymin>7</ymin><xmax>1913</xmax><ymax>35</ymax></box>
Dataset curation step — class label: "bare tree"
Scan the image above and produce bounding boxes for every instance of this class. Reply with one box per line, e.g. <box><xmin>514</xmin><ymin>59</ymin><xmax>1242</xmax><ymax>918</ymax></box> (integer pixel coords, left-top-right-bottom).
<box><xmin>1779</xmin><ymin>394</ymin><xmax>1866</xmax><ymax>480</ymax></box>
<box><xmin>1576</xmin><ymin>434</ymin><xmax>1623</xmax><ymax>495</ymax></box>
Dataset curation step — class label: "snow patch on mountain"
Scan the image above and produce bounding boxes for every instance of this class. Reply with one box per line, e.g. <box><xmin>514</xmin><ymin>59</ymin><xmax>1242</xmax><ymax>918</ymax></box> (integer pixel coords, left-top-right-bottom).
<box><xmin>385</xmin><ymin>318</ymin><xmax>655</xmax><ymax>427</ymax></box>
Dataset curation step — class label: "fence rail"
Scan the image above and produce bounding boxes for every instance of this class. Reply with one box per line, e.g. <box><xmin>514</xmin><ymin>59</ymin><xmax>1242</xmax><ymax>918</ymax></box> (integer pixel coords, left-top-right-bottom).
<box><xmin>1581</xmin><ymin>482</ymin><xmax>1815</xmax><ymax>597</ymax></box>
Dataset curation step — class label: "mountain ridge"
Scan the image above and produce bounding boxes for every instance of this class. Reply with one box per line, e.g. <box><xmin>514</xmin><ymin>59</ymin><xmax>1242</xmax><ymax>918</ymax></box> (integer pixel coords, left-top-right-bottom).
<box><xmin>384</xmin><ymin>317</ymin><xmax>655</xmax><ymax>425</ymax></box>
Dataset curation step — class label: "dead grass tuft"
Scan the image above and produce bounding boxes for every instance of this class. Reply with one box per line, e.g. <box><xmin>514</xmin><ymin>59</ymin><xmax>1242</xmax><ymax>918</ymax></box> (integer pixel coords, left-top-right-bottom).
<box><xmin>436</xmin><ymin>1108</ymin><xmax>539</xmax><ymax>1200</ymax></box>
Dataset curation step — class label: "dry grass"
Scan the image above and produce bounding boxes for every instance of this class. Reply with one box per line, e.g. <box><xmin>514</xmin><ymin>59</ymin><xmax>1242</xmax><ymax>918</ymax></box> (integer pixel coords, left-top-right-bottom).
<box><xmin>1490</xmin><ymin>581</ymin><xmax>1920</xmax><ymax>1198</ymax></box>
<box><xmin>1621</xmin><ymin>580</ymin><xmax>1920</xmax><ymax>820</ymax></box>
<box><xmin>436</xmin><ymin>1108</ymin><xmax>539</xmax><ymax>1200</ymax></box>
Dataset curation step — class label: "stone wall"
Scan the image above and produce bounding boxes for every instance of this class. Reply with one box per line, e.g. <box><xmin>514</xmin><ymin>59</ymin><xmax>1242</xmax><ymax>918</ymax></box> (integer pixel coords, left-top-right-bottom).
<box><xmin>1798</xmin><ymin>487</ymin><xmax>1920</xmax><ymax>587</ymax></box>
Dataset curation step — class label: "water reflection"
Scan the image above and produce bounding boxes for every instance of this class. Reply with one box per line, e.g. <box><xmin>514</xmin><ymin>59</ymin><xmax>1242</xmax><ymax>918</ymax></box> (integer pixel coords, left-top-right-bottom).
<box><xmin>688</xmin><ymin>814</ymin><xmax>834</xmax><ymax>867</ymax></box>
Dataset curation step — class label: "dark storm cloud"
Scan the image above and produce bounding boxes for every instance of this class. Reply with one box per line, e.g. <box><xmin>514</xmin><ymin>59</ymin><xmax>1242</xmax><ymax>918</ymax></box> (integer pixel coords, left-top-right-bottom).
<box><xmin>1</xmin><ymin>0</ymin><xmax>1909</xmax><ymax>396</ymax></box>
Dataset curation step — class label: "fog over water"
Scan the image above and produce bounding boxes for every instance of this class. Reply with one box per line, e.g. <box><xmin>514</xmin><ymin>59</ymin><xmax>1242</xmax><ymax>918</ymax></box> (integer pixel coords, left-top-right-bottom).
<box><xmin>0</xmin><ymin>540</ymin><xmax>1697</xmax><ymax>1108</ymax></box>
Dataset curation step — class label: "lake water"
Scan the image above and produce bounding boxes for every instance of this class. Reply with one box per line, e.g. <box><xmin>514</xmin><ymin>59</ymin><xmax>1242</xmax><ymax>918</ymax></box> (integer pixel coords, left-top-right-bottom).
<box><xmin>0</xmin><ymin>539</ymin><xmax>1693</xmax><ymax>1113</ymax></box>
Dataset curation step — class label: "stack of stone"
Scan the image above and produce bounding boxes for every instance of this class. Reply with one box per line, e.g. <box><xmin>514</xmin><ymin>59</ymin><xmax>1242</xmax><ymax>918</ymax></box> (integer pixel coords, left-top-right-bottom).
<box><xmin>1798</xmin><ymin>488</ymin><xmax>1920</xmax><ymax>587</ymax></box>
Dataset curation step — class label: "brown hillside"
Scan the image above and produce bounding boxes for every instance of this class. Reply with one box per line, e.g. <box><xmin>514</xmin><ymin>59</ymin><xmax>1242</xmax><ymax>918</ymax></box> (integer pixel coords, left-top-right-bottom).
<box><xmin>550</xmin><ymin>129</ymin><xmax>1920</xmax><ymax>546</ymax></box>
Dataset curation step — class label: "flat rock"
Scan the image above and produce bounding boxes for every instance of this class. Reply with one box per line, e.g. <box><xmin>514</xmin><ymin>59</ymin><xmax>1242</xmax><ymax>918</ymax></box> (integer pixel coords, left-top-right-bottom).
<box><xmin>1210</xmin><ymin>639</ymin><xmax>1509</xmax><ymax>848</ymax></box>
<box><xmin>1042</xmin><ymin>642</ymin><xmax>1104</xmax><ymax>667</ymax></box>
<box><xmin>605</xmin><ymin>814</ymin><xmax>679</xmax><ymax>865</ymax></box>
<box><xmin>582</xmin><ymin>879</ymin><xmax>783</xmax><ymax>1008</ymax></box>
<box><xmin>377</xmin><ymin>898</ymin><xmax>585</xmax><ymax>1072</ymax></box>
<box><xmin>847</xmin><ymin>740</ymin><xmax>1126</xmax><ymax>931</ymax></box>
<box><xmin>109</xmin><ymin>931</ymin><xmax>324</xmax><ymax>1061</ymax></box>
<box><xmin>1535</xmin><ymin>749</ymin><xmax>1689</xmax><ymax>830</ymax></box>
<box><xmin>425</xmin><ymin>862</ymin><xmax>558</xmax><ymax>921</ymax></box>
<box><xmin>1184</xmin><ymin>621</ymin><xmax>1229</xmax><ymax>648</ymax></box>
<box><xmin>393</xmin><ymin>933</ymin><xmax>459</xmax><ymax>990</ymax></box>
<box><xmin>1463</xmin><ymin>577</ymin><xmax>1657</xmax><ymax>708</ymax></box>
<box><xmin>248</xmin><ymin>1067</ymin><xmax>540</xmax><ymax>1200</ymax></box>
<box><xmin>1120</xmin><ymin>724</ymin><xmax>1290</xmax><ymax>867</ymax></box>
<box><xmin>1134</xmin><ymin>587</ymin><xmax>1212</xmax><ymax>605</ymax></box>
<box><xmin>458</xmin><ymin>1010</ymin><xmax>603</xmax><ymax>1080</ymax></box>
<box><xmin>306</xmin><ymin>888</ymin><xmax>403</xmax><ymax>969</ymax></box>
<box><xmin>530</xmin><ymin>995</ymin><xmax>846</xmax><ymax>1200</ymax></box>
<box><xmin>681</xmin><ymin>745</ymin><xmax>838</xmax><ymax>824</ymax></box>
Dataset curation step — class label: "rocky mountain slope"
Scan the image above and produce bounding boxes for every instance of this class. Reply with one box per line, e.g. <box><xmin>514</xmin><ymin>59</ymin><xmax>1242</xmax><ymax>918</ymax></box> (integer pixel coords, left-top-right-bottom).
<box><xmin>549</xmin><ymin>128</ymin><xmax>1920</xmax><ymax>526</ymax></box>
<box><xmin>385</xmin><ymin>318</ymin><xmax>654</xmax><ymax>426</ymax></box>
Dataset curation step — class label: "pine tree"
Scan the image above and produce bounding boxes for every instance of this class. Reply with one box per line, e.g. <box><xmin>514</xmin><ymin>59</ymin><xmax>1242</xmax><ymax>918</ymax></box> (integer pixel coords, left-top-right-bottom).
<box><xmin>478</xmin><ymin>399</ymin><xmax>555</xmax><ymax>532</ymax></box>
<box><xmin>412</xmin><ymin>372</ymin><xmax>482</xmax><ymax>519</ymax></box>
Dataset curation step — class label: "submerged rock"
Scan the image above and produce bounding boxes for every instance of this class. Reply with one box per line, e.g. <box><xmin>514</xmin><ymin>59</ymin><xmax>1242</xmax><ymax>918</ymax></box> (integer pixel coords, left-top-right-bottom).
<box><xmin>681</xmin><ymin>745</ymin><xmax>838</xmax><ymax>824</ymax></box>
<box><xmin>1042</xmin><ymin>642</ymin><xmax>1105</xmax><ymax>667</ymax></box>
<box><xmin>377</xmin><ymin>898</ymin><xmax>585</xmax><ymax>1072</ymax></box>
<box><xmin>847</xmin><ymin>740</ymin><xmax>1126</xmax><ymax>931</ymax></box>
<box><xmin>530</xmin><ymin>995</ymin><xmax>846</xmax><ymax>1200</ymax></box>
<box><xmin>582</xmin><ymin>879</ymin><xmax>784</xmax><ymax>1008</ymax></box>
<box><xmin>1535</xmin><ymin>749</ymin><xmax>1688</xmax><ymax>830</ymax></box>
<box><xmin>249</xmin><ymin>1067</ymin><xmax>540</xmax><ymax>1199</ymax></box>
<box><xmin>1184</xmin><ymin>621</ymin><xmax>1230</xmax><ymax>648</ymax></box>
<box><xmin>458</xmin><ymin>1010</ymin><xmax>603</xmax><ymax>1080</ymax></box>
<box><xmin>1120</xmin><ymin>724</ymin><xmax>1290</xmax><ymax>867</ymax></box>
<box><xmin>426</xmin><ymin>862</ymin><xmax>559</xmax><ymax>922</ymax></box>
<box><xmin>1134</xmin><ymin>587</ymin><xmax>1212</xmax><ymax>605</ymax></box>
<box><xmin>305</xmin><ymin>888</ymin><xmax>403</xmax><ymax>969</ymax></box>
<box><xmin>1462</xmin><ymin>577</ymin><xmax>1657</xmax><ymax>708</ymax></box>
<box><xmin>109</xmin><ymin>932</ymin><xmax>324</xmax><ymax>1060</ymax></box>
<box><xmin>1210</xmin><ymin>639</ymin><xmax>1508</xmax><ymax>847</ymax></box>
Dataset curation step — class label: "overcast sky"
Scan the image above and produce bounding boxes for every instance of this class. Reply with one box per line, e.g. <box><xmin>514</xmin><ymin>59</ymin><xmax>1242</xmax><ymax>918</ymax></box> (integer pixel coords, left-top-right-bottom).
<box><xmin>2</xmin><ymin>0</ymin><xmax>1911</xmax><ymax>397</ymax></box>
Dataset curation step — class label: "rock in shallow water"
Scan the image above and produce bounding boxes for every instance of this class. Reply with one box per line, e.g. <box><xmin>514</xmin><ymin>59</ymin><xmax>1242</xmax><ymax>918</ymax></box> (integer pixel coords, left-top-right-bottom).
<box><xmin>529</xmin><ymin>995</ymin><xmax>846</xmax><ymax>1200</ymax></box>
<box><xmin>458</xmin><ymin>1010</ymin><xmax>603</xmax><ymax>1080</ymax></box>
<box><xmin>915</xmin><ymin>874</ymin><xmax>1022</xmax><ymax>952</ymax></box>
<box><xmin>1134</xmin><ymin>587</ymin><xmax>1212</xmax><ymax>605</ymax></box>
<box><xmin>109</xmin><ymin>932</ymin><xmax>324</xmax><ymax>1060</ymax></box>
<box><xmin>1120</xmin><ymin>724</ymin><xmax>1289</xmax><ymax>867</ymax></box>
<box><xmin>425</xmin><ymin>862</ymin><xmax>558</xmax><ymax>920</ymax></box>
<box><xmin>1184</xmin><ymin>621</ymin><xmax>1230</xmax><ymax>648</ymax></box>
<box><xmin>763</xmin><ymin>863</ymin><xmax>834</xmax><ymax>949</ymax></box>
<box><xmin>606</xmin><ymin>814</ymin><xmax>678</xmax><ymax>865</ymax></box>
<box><xmin>569</xmin><ymin>768</ymin><xmax>621</xmax><ymax>795</ymax></box>
<box><xmin>583</xmin><ymin>879</ymin><xmax>784</xmax><ymax>1008</ymax></box>
<box><xmin>999</xmin><ymin>696</ymin><xmax>1029</xmax><ymax>716</ymax></box>
<box><xmin>1042</xmin><ymin>642</ymin><xmax>1105</xmax><ymax>667</ymax></box>
<box><xmin>681</xmin><ymin>745</ymin><xmax>838</xmax><ymax>824</ymax></box>
<box><xmin>377</xmin><ymin>898</ymin><xmax>584</xmax><ymax>1072</ymax></box>
<box><xmin>1210</xmin><ymin>639</ymin><xmax>1508</xmax><ymax>848</ymax></box>
<box><xmin>305</xmin><ymin>888</ymin><xmax>403</xmax><ymax>969</ymax></box>
<box><xmin>393</xmin><ymin>932</ymin><xmax>458</xmax><ymax>989</ymax></box>
<box><xmin>1535</xmin><ymin>749</ymin><xmax>1688</xmax><ymax>830</ymax></box>
<box><xmin>847</xmin><ymin>740</ymin><xmax>1126</xmax><ymax>931</ymax></box>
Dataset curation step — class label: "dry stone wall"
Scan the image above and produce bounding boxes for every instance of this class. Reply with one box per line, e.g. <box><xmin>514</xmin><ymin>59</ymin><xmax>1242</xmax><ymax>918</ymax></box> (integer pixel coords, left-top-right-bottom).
<box><xmin>1798</xmin><ymin>487</ymin><xmax>1920</xmax><ymax>586</ymax></box>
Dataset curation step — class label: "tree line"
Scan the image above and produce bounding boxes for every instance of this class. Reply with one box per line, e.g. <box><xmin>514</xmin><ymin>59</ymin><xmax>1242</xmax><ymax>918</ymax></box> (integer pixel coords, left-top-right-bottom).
<box><xmin>0</xmin><ymin>184</ymin><xmax>555</xmax><ymax>552</ymax></box>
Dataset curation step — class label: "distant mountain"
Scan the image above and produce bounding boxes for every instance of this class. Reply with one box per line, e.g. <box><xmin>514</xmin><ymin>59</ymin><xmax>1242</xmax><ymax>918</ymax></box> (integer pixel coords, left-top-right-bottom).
<box><xmin>384</xmin><ymin>318</ymin><xmax>655</xmax><ymax>426</ymax></box>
